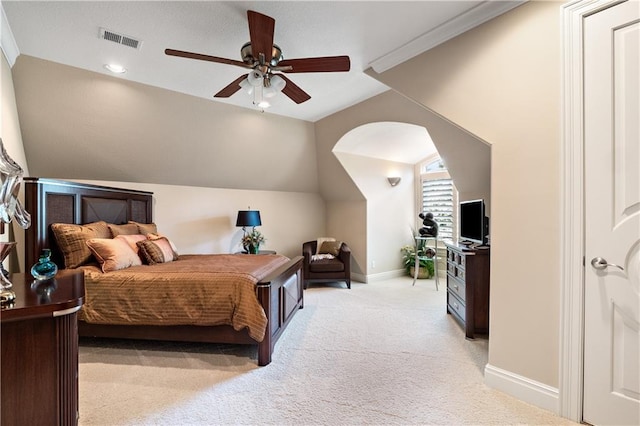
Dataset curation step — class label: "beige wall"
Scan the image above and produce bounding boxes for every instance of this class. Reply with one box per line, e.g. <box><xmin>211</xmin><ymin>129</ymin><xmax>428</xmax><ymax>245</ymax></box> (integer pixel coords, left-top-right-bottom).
<box><xmin>325</xmin><ymin>199</ymin><xmax>366</xmax><ymax>277</ymax></box>
<box><xmin>12</xmin><ymin>55</ymin><xmax>318</xmax><ymax>193</ymax></box>
<box><xmin>0</xmin><ymin>53</ymin><xmax>26</xmax><ymax>169</ymax></box>
<box><xmin>80</xmin><ymin>180</ymin><xmax>325</xmax><ymax>259</ymax></box>
<box><xmin>369</xmin><ymin>1</ymin><xmax>562</xmax><ymax>388</ymax></box>
<box><xmin>1</xmin><ymin>50</ymin><xmax>28</xmax><ymax>271</ymax></box>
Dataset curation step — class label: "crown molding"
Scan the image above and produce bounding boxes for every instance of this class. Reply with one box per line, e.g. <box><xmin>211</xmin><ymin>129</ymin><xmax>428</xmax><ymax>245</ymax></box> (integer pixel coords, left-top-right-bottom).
<box><xmin>1</xmin><ymin>4</ymin><xmax>19</xmax><ymax>66</ymax></box>
<box><xmin>369</xmin><ymin>0</ymin><xmax>527</xmax><ymax>73</ymax></box>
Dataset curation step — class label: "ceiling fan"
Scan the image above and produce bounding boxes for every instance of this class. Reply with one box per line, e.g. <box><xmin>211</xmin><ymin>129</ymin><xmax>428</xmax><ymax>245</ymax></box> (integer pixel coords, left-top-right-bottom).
<box><xmin>165</xmin><ymin>10</ymin><xmax>350</xmax><ymax>106</ymax></box>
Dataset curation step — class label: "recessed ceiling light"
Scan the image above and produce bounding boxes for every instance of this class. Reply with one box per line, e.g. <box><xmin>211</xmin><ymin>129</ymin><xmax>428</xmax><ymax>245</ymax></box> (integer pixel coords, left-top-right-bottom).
<box><xmin>104</xmin><ymin>64</ymin><xmax>126</xmax><ymax>74</ymax></box>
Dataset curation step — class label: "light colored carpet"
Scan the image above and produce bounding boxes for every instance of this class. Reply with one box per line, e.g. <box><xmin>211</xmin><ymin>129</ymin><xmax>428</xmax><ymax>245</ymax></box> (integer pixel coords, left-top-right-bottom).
<box><xmin>78</xmin><ymin>276</ymin><xmax>577</xmax><ymax>425</ymax></box>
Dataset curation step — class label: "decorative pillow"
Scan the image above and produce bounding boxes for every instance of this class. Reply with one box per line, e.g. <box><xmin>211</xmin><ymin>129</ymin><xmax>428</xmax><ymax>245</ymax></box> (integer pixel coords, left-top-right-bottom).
<box><xmin>51</xmin><ymin>221</ymin><xmax>111</xmax><ymax>268</ymax></box>
<box><xmin>319</xmin><ymin>240</ymin><xmax>342</xmax><ymax>256</ymax></box>
<box><xmin>146</xmin><ymin>234</ymin><xmax>179</xmax><ymax>258</ymax></box>
<box><xmin>128</xmin><ymin>221</ymin><xmax>158</xmax><ymax>235</ymax></box>
<box><xmin>136</xmin><ymin>237</ymin><xmax>178</xmax><ymax>265</ymax></box>
<box><xmin>108</xmin><ymin>223</ymin><xmax>139</xmax><ymax>237</ymax></box>
<box><xmin>147</xmin><ymin>233</ymin><xmax>178</xmax><ymax>253</ymax></box>
<box><xmin>115</xmin><ymin>234</ymin><xmax>147</xmax><ymax>254</ymax></box>
<box><xmin>86</xmin><ymin>237</ymin><xmax>142</xmax><ymax>273</ymax></box>
<box><xmin>315</xmin><ymin>237</ymin><xmax>336</xmax><ymax>255</ymax></box>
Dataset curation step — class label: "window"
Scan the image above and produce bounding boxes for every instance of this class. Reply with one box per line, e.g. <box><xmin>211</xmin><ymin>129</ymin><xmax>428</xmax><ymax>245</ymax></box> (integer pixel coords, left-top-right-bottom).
<box><xmin>424</xmin><ymin>157</ymin><xmax>447</xmax><ymax>173</ymax></box>
<box><xmin>418</xmin><ymin>156</ymin><xmax>457</xmax><ymax>241</ymax></box>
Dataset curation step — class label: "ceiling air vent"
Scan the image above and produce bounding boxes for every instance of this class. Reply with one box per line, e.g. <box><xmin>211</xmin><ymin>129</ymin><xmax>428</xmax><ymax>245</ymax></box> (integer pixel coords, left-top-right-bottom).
<box><xmin>99</xmin><ymin>28</ymin><xmax>142</xmax><ymax>50</ymax></box>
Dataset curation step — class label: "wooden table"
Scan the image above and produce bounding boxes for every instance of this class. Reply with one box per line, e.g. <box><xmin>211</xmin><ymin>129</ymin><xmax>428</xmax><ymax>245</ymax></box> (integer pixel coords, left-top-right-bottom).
<box><xmin>1</xmin><ymin>272</ymin><xmax>85</xmax><ymax>426</ymax></box>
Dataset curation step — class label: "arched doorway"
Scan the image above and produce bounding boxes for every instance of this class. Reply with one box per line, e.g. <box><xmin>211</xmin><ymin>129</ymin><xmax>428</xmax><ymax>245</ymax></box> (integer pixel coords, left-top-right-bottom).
<box><xmin>331</xmin><ymin>122</ymin><xmax>437</xmax><ymax>281</ymax></box>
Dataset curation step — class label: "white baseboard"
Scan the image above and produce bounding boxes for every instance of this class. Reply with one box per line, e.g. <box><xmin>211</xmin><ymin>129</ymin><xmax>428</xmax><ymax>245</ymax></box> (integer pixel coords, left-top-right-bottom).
<box><xmin>354</xmin><ymin>268</ymin><xmax>447</xmax><ymax>284</ymax></box>
<box><xmin>484</xmin><ymin>364</ymin><xmax>559</xmax><ymax>414</ymax></box>
<box><xmin>355</xmin><ymin>269</ymin><xmax>405</xmax><ymax>283</ymax></box>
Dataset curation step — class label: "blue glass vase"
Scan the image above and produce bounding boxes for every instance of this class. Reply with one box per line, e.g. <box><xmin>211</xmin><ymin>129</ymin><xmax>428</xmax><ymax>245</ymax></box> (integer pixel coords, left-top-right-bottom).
<box><xmin>31</xmin><ymin>249</ymin><xmax>58</xmax><ymax>280</ymax></box>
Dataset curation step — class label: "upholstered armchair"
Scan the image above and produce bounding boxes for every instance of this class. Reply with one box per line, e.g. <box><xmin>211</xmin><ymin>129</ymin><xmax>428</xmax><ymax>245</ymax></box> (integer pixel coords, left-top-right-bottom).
<box><xmin>302</xmin><ymin>240</ymin><xmax>351</xmax><ymax>289</ymax></box>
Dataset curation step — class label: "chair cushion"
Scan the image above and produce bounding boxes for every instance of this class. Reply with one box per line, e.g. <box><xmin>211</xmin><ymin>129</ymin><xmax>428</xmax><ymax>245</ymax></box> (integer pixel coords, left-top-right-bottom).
<box><xmin>309</xmin><ymin>258</ymin><xmax>345</xmax><ymax>273</ymax></box>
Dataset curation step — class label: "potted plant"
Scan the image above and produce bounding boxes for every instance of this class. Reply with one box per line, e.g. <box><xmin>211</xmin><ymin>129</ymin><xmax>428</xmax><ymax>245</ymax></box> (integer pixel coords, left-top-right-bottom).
<box><xmin>242</xmin><ymin>229</ymin><xmax>266</xmax><ymax>254</ymax></box>
<box><xmin>401</xmin><ymin>241</ymin><xmax>435</xmax><ymax>279</ymax></box>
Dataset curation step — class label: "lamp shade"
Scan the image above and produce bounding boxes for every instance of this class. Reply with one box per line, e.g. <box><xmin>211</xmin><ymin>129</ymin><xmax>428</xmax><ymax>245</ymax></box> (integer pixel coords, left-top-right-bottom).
<box><xmin>236</xmin><ymin>210</ymin><xmax>262</xmax><ymax>227</ymax></box>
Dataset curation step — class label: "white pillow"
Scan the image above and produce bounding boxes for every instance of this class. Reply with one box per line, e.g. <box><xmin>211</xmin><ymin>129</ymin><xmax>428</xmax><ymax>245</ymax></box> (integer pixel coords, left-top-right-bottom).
<box><xmin>315</xmin><ymin>237</ymin><xmax>336</xmax><ymax>255</ymax></box>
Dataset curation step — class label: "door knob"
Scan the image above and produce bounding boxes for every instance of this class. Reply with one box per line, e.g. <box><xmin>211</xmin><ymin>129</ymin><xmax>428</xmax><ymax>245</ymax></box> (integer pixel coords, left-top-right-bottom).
<box><xmin>590</xmin><ymin>257</ymin><xmax>624</xmax><ymax>271</ymax></box>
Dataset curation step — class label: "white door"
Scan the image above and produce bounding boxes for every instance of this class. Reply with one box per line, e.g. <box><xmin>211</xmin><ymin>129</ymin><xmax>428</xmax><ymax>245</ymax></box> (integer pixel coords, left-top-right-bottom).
<box><xmin>583</xmin><ymin>1</ymin><xmax>640</xmax><ymax>425</ymax></box>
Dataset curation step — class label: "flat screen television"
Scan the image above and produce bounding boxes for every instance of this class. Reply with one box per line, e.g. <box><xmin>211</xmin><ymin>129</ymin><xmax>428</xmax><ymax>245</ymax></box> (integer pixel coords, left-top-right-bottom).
<box><xmin>459</xmin><ymin>199</ymin><xmax>489</xmax><ymax>245</ymax></box>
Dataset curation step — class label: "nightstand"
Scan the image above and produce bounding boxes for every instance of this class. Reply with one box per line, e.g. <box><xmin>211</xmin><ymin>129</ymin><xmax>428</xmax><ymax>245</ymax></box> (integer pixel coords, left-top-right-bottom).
<box><xmin>1</xmin><ymin>271</ymin><xmax>85</xmax><ymax>425</ymax></box>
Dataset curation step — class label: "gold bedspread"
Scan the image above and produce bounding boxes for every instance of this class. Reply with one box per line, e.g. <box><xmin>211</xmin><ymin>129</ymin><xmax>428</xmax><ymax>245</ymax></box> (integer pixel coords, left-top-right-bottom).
<box><xmin>77</xmin><ymin>254</ymin><xmax>290</xmax><ymax>342</ymax></box>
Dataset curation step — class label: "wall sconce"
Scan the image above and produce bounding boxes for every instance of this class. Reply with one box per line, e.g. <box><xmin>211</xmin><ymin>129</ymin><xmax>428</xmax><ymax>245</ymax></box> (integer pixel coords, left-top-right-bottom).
<box><xmin>387</xmin><ymin>177</ymin><xmax>401</xmax><ymax>187</ymax></box>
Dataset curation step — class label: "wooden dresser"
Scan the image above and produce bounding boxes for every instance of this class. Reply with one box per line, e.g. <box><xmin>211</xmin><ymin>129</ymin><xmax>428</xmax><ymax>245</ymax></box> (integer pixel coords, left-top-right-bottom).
<box><xmin>1</xmin><ymin>272</ymin><xmax>85</xmax><ymax>426</ymax></box>
<box><xmin>445</xmin><ymin>243</ymin><xmax>490</xmax><ymax>339</ymax></box>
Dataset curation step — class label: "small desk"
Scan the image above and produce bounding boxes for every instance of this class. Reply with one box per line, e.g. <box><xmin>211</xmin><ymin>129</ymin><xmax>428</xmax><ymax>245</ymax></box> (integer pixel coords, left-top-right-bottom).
<box><xmin>413</xmin><ymin>236</ymin><xmax>439</xmax><ymax>290</ymax></box>
<box><xmin>1</xmin><ymin>272</ymin><xmax>85</xmax><ymax>426</ymax></box>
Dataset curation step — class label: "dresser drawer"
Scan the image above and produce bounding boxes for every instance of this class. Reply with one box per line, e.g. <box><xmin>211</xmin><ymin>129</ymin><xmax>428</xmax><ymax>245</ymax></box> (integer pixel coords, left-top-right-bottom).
<box><xmin>448</xmin><ymin>292</ymin><xmax>466</xmax><ymax>323</ymax></box>
<box><xmin>447</xmin><ymin>262</ymin><xmax>466</xmax><ymax>281</ymax></box>
<box><xmin>447</xmin><ymin>276</ymin><xmax>466</xmax><ymax>302</ymax></box>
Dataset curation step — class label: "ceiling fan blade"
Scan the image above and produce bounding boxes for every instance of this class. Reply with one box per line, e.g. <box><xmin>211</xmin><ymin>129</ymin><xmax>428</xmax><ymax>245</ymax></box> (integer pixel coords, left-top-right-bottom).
<box><xmin>278</xmin><ymin>75</ymin><xmax>311</xmax><ymax>104</ymax></box>
<box><xmin>278</xmin><ymin>56</ymin><xmax>351</xmax><ymax>73</ymax></box>
<box><xmin>214</xmin><ymin>75</ymin><xmax>248</xmax><ymax>98</ymax></box>
<box><xmin>247</xmin><ymin>10</ymin><xmax>275</xmax><ymax>65</ymax></box>
<box><xmin>165</xmin><ymin>48</ymin><xmax>250</xmax><ymax>69</ymax></box>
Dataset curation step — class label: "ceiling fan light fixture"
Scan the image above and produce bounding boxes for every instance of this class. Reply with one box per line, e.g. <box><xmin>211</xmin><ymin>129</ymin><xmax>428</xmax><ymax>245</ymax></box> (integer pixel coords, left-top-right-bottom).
<box><xmin>263</xmin><ymin>88</ymin><xmax>276</xmax><ymax>99</ymax></box>
<box><xmin>251</xmin><ymin>84</ymin><xmax>270</xmax><ymax>109</ymax></box>
<box><xmin>247</xmin><ymin>70</ymin><xmax>263</xmax><ymax>87</ymax></box>
<box><xmin>271</xmin><ymin>75</ymin><xmax>286</xmax><ymax>91</ymax></box>
<box><xmin>239</xmin><ymin>78</ymin><xmax>254</xmax><ymax>95</ymax></box>
<box><xmin>263</xmin><ymin>75</ymin><xmax>285</xmax><ymax>99</ymax></box>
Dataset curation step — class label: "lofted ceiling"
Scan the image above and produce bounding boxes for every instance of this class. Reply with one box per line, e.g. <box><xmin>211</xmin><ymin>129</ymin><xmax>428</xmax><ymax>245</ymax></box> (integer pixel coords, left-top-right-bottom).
<box><xmin>2</xmin><ymin>1</ymin><xmax>523</xmax><ymax>122</ymax></box>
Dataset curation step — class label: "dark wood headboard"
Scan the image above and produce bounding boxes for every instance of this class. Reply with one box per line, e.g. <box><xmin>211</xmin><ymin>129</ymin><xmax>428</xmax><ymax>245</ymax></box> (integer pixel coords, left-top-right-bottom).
<box><xmin>24</xmin><ymin>178</ymin><xmax>153</xmax><ymax>269</ymax></box>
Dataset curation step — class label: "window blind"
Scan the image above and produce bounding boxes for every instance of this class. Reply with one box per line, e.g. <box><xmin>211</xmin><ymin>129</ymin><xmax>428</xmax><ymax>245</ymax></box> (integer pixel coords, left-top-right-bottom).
<box><xmin>421</xmin><ymin>178</ymin><xmax>454</xmax><ymax>241</ymax></box>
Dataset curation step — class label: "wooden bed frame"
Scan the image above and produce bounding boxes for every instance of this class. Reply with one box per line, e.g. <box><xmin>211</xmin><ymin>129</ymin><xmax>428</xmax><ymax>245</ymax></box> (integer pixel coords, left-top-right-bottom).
<box><xmin>24</xmin><ymin>177</ymin><xmax>304</xmax><ymax>366</ymax></box>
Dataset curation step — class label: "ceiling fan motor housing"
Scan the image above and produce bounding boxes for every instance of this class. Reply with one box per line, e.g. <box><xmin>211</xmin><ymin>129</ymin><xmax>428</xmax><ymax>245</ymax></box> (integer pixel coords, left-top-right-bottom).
<box><xmin>241</xmin><ymin>42</ymin><xmax>283</xmax><ymax>67</ymax></box>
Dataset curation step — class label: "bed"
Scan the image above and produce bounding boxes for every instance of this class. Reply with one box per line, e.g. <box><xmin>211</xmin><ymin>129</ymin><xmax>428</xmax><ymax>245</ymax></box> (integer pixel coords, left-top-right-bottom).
<box><xmin>23</xmin><ymin>177</ymin><xmax>304</xmax><ymax>366</ymax></box>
